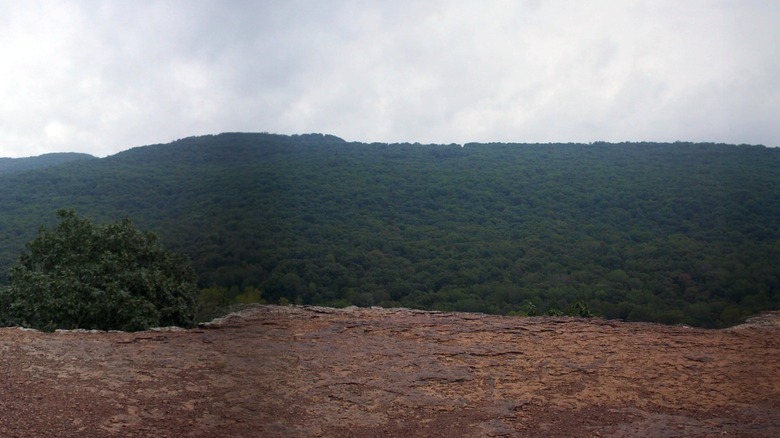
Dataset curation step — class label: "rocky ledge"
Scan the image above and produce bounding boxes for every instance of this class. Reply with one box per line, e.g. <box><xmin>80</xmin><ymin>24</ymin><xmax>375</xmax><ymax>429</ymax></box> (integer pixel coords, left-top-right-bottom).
<box><xmin>1</xmin><ymin>305</ymin><xmax>779</xmax><ymax>437</ymax></box>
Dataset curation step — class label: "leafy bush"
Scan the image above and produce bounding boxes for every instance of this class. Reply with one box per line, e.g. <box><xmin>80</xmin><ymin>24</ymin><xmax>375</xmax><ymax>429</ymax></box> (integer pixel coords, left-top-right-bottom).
<box><xmin>546</xmin><ymin>308</ymin><xmax>564</xmax><ymax>317</ymax></box>
<box><xmin>194</xmin><ymin>285</ymin><xmax>267</xmax><ymax>322</ymax></box>
<box><xmin>0</xmin><ymin>210</ymin><xmax>198</xmax><ymax>331</ymax></box>
<box><xmin>543</xmin><ymin>302</ymin><xmax>593</xmax><ymax>318</ymax></box>
<box><xmin>566</xmin><ymin>300</ymin><xmax>594</xmax><ymax>318</ymax></box>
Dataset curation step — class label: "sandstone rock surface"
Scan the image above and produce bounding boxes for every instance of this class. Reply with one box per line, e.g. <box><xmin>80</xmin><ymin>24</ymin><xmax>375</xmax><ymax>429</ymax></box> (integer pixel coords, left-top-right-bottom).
<box><xmin>1</xmin><ymin>305</ymin><xmax>779</xmax><ymax>437</ymax></box>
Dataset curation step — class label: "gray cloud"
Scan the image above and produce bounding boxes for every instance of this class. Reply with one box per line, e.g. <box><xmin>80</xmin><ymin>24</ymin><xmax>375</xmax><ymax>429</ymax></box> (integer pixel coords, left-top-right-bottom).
<box><xmin>0</xmin><ymin>0</ymin><xmax>778</xmax><ymax>157</ymax></box>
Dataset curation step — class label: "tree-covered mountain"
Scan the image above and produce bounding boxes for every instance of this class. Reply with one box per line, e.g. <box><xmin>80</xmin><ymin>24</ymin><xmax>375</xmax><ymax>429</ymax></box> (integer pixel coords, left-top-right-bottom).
<box><xmin>0</xmin><ymin>152</ymin><xmax>95</xmax><ymax>175</ymax></box>
<box><xmin>1</xmin><ymin>133</ymin><xmax>778</xmax><ymax>327</ymax></box>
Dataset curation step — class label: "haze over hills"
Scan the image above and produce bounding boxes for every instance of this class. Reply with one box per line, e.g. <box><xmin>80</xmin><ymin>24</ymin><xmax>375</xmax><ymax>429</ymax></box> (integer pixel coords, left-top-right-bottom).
<box><xmin>0</xmin><ymin>133</ymin><xmax>778</xmax><ymax>328</ymax></box>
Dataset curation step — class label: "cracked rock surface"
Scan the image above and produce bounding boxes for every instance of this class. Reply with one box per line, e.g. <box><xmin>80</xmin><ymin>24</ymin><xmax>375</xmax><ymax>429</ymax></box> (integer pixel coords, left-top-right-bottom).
<box><xmin>1</xmin><ymin>305</ymin><xmax>779</xmax><ymax>437</ymax></box>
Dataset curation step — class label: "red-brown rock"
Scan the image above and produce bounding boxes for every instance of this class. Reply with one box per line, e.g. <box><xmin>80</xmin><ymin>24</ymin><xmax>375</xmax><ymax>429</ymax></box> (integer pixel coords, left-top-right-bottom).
<box><xmin>1</xmin><ymin>305</ymin><xmax>778</xmax><ymax>437</ymax></box>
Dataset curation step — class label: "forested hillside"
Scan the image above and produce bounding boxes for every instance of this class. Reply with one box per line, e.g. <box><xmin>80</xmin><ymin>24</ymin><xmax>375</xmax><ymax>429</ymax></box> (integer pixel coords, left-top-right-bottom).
<box><xmin>1</xmin><ymin>133</ymin><xmax>778</xmax><ymax>327</ymax></box>
<box><xmin>0</xmin><ymin>153</ymin><xmax>95</xmax><ymax>175</ymax></box>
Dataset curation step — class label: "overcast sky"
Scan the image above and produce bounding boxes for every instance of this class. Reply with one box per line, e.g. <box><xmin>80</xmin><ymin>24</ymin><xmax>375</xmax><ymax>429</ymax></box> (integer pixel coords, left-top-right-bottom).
<box><xmin>1</xmin><ymin>0</ymin><xmax>778</xmax><ymax>157</ymax></box>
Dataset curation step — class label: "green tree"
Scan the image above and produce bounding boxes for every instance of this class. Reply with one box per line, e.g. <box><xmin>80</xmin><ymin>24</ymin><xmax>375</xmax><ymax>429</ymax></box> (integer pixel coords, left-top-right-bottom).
<box><xmin>0</xmin><ymin>210</ymin><xmax>198</xmax><ymax>331</ymax></box>
<box><xmin>195</xmin><ymin>286</ymin><xmax>231</xmax><ymax>322</ymax></box>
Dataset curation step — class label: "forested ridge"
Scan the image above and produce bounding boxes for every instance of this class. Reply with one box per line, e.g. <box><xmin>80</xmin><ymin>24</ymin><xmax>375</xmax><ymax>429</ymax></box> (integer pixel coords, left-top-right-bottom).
<box><xmin>1</xmin><ymin>133</ymin><xmax>778</xmax><ymax>327</ymax></box>
<box><xmin>0</xmin><ymin>152</ymin><xmax>95</xmax><ymax>175</ymax></box>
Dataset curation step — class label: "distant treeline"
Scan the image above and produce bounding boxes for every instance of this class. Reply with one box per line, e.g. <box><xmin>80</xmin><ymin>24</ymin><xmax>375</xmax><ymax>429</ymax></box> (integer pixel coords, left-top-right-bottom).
<box><xmin>0</xmin><ymin>133</ymin><xmax>777</xmax><ymax>328</ymax></box>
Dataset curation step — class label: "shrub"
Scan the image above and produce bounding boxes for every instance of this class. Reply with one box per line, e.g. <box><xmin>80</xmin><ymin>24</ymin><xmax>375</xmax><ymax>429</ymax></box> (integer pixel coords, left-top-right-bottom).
<box><xmin>566</xmin><ymin>300</ymin><xmax>594</xmax><ymax>318</ymax></box>
<box><xmin>0</xmin><ymin>210</ymin><xmax>198</xmax><ymax>331</ymax></box>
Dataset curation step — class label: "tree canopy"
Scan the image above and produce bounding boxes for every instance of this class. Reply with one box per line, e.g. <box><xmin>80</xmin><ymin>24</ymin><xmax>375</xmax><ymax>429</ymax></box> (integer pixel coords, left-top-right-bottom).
<box><xmin>0</xmin><ymin>210</ymin><xmax>198</xmax><ymax>331</ymax></box>
<box><xmin>0</xmin><ymin>133</ymin><xmax>778</xmax><ymax>328</ymax></box>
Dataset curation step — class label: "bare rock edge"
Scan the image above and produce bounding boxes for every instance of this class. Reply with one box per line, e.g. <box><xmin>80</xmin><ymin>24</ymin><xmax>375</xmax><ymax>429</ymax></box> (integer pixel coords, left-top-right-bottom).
<box><xmin>1</xmin><ymin>305</ymin><xmax>778</xmax><ymax>437</ymax></box>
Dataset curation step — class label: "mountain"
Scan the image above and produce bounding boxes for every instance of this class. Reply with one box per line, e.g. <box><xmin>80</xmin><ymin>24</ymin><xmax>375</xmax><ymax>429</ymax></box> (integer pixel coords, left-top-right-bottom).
<box><xmin>0</xmin><ymin>133</ymin><xmax>778</xmax><ymax>327</ymax></box>
<box><xmin>0</xmin><ymin>152</ymin><xmax>95</xmax><ymax>175</ymax></box>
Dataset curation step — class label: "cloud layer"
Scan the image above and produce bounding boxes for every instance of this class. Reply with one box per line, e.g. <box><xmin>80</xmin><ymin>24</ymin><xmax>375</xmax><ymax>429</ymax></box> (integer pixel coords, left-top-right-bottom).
<box><xmin>1</xmin><ymin>0</ymin><xmax>778</xmax><ymax>157</ymax></box>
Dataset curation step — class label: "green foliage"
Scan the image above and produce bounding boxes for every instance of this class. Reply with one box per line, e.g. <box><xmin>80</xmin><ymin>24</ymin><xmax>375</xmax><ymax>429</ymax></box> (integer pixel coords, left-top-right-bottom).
<box><xmin>234</xmin><ymin>286</ymin><xmax>266</xmax><ymax>305</ymax></box>
<box><xmin>0</xmin><ymin>210</ymin><xmax>198</xmax><ymax>331</ymax></box>
<box><xmin>195</xmin><ymin>286</ymin><xmax>233</xmax><ymax>322</ymax></box>
<box><xmin>0</xmin><ymin>153</ymin><xmax>95</xmax><ymax>175</ymax></box>
<box><xmin>195</xmin><ymin>285</ymin><xmax>267</xmax><ymax>322</ymax></box>
<box><xmin>566</xmin><ymin>301</ymin><xmax>593</xmax><ymax>318</ymax></box>
<box><xmin>0</xmin><ymin>134</ymin><xmax>778</xmax><ymax>328</ymax></box>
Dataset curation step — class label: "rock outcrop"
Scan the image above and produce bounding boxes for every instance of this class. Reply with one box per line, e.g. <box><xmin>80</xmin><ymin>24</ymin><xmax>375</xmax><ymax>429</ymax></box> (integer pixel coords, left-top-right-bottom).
<box><xmin>2</xmin><ymin>305</ymin><xmax>779</xmax><ymax>437</ymax></box>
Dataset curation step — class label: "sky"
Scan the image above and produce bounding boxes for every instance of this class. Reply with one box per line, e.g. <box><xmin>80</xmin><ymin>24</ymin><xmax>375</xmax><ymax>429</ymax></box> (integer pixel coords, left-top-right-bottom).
<box><xmin>1</xmin><ymin>0</ymin><xmax>778</xmax><ymax>158</ymax></box>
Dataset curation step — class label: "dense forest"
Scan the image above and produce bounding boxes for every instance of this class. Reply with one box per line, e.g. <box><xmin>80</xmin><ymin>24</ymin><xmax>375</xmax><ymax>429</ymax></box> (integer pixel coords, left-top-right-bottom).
<box><xmin>0</xmin><ymin>133</ymin><xmax>778</xmax><ymax>327</ymax></box>
<box><xmin>0</xmin><ymin>152</ymin><xmax>95</xmax><ymax>175</ymax></box>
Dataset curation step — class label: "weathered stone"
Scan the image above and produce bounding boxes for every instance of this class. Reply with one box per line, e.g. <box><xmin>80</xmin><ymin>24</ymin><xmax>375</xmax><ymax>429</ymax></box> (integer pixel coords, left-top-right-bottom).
<box><xmin>1</xmin><ymin>305</ymin><xmax>778</xmax><ymax>437</ymax></box>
